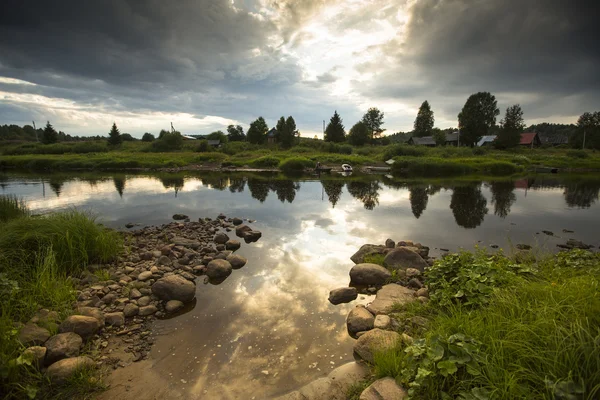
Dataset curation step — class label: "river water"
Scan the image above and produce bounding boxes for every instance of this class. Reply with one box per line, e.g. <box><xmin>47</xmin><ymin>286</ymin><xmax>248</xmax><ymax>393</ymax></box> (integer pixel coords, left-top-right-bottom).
<box><xmin>1</xmin><ymin>171</ymin><xmax>599</xmax><ymax>399</ymax></box>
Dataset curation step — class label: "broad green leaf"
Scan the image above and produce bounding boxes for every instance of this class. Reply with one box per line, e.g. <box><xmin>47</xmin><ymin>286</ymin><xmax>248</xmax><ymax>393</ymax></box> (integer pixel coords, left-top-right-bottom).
<box><xmin>428</xmin><ymin>343</ymin><xmax>445</xmax><ymax>361</ymax></box>
<box><xmin>437</xmin><ymin>360</ymin><xmax>458</xmax><ymax>376</ymax></box>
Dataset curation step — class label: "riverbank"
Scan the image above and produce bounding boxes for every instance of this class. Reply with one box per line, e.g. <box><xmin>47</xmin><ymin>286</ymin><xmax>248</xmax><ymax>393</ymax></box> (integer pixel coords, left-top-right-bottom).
<box><xmin>320</xmin><ymin>239</ymin><xmax>600</xmax><ymax>399</ymax></box>
<box><xmin>0</xmin><ymin>195</ymin><xmax>263</xmax><ymax>399</ymax></box>
<box><xmin>1</xmin><ymin>143</ymin><xmax>599</xmax><ymax>177</ymax></box>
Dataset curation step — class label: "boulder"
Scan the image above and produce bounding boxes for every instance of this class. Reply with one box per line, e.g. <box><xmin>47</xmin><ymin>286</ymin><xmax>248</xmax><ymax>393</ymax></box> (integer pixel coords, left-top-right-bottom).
<box><xmin>359</xmin><ymin>377</ymin><xmax>407</xmax><ymax>400</ymax></box>
<box><xmin>138</xmin><ymin>305</ymin><xmax>158</xmax><ymax>316</ymax></box>
<box><xmin>58</xmin><ymin>315</ymin><xmax>103</xmax><ymax>340</ymax></box>
<box><xmin>123</xmin><ymin>303</ymin><xmax>139</xmax><ymax>317</ymax></box>
<box><xmin>346</xmin><ymin>306</ymin><xmax>375</xmax><ymax>337</ymax></box>
<box><xmin>137</xmin><ymin>271</ymin><xmax>153</xmax><ymax>281</ymax></box>
<box><xmin>213</xmin><ymin>233</ymin><xmax>229</xmax><ymax>244</ymax></box>
<box><xmin>206</xmin><ymin>259</ymin><xmax>233</xmax><ymax>280</ymax></box>
<box><xmin>137</xmin><ymin>296</ymin><xmax>151</xmax><ymax>307</ymax></box>
<box><xmin>165</xmin><ymin>300</ymin><xmax>184</xmax><ymax>313</ymax></box>
<box><xmin>349</xmin><ymin>263</ymin><xmax>391</xmax><ymax>286</ymax></box>
<box><xmin>232</xmin><ymin>217</ymin><xmax>243</xmax><ymax>226</ymax></box>
<box><xmin>383</xmin><ymin>247</ymin><xmax>428</xmax><ymax>272</ymax></box>
<box><xmin>129</xmin><ymin>288</ymin><xmax>142</xmax><ymax>299</ymax></box>
<box><xmin>405</xmin><ymin>268</ymin><xmax>421</xmax><ymax>278</ymax></box>
<box><xmin>104</xmin><ymin>312</ymin><xmax>125</xmax><ymax>327</ymax></box>
<box><xmin>385</xmin><ymin>239</ymin><xmax>395</xmax><ymax>248</ymax></box>
<box><xmin>22</xmin><ymin>346</ymin><xmax>47</xmax><ymax>369</ymax></box>
<box><xmin>367</xmin><ymin>284</ymin><xmax>415</xmax><ymax>315</ymax></box>
<box><xmin>157</xmin><ymin>255</ymin><xmax>172</xmax><ymax>266</ymax></box>
<box><xmin>44</xmin><ymin>332</ymin><xmax>82</xmax><ymax>365</ymax></box>
<box><xmin>172</xmin><ymin>237</ymin><xmax>201</xmax><ymax>250</ymax></box>
<box><xmin>350</xmin><ymin>244</ymin><xmax>388</xmax><ymax>264</ymax></box>
<box><xmin>416</xmin><ymin>287</ymin><xmax>429</xmax><ymax>298</ymax></box>
<box><xmin>172</xmin><ymin>214</ymin><xmax>188</xmax><ymax>220</ymax></box>
<box><xmin>226</xmin><ymin>254</ymin><xmax>247</xmax><ymax>270</ymax></box>
<box><xmin>235</xmin><ymin>224</ymin><xmax>252</xmax><ymax>237</ymax></box>
<box><xmin>354</xmin><ymin>329</ymin><xmax>401</xmax><ymax>363</ymax></box>
<box><xmin>243</xmin><ymin>230</ymin><xmax>262</xmax><ymax>243</ymax></box>
<box><xmin>328</xmin><ymin>287</ymin><xmax>358</xmax><ymax>305</ymax></box>
<box><xmin>151</xmin><ymin>275</ymin><xmax>196</xmax><ymax>303</ymax></box>
<box><xmin>46</xmin><ymin>356</ymin><xmax>95</xmax><ymax>384</ymax></box>
<box><xmin>225</xmin><ymin>240</ymin><xmax>241</xmax><ymax>251</ymax></box>
<box><xmin>374</xmin><ymin>315</ymin><xmax>391</xmax><ymax>330</ymax></box>
<box><xmin>74</xmin><ymin>307</ymin><xmax>105</xmax><ymax>325</ymax></box>
<box><xmin>18</xmin><ymin>323</ymin><xmax>51</xmax><ymax>346</ymax></box>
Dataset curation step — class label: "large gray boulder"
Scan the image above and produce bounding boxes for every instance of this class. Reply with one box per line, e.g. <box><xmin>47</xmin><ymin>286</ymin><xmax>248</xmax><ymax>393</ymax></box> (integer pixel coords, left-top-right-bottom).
<box><xmin>349</xmin><ymin>263</ymin><xmax>391</xmax><ymax>286</ymax></box>
<box><xmin>226</xmin><ymin>254</ymin><xmax>247</xmax><ymax>270</ymax></box>
<box><xmin>235</xmin><ymin>224</ymin><xmax>252</xmax><ymax>237</ymax></box>
<box><xmin>206</xmin><ymin>259</ymin><xmax>233</xmax><ymax>280</ymax></box>
<box><xmin>213</xmin><ymin>232</ymin><xmax>229</xmax><ymax>244</ymax></box>
<box><xmin>350</xmin><ymin>244</ymin><xmax>388</xmax><ymax>264</ymax></box>
<box><xmin>44</xmin><ymin>332</ymin><xmax>82</xmax><ymax>365</ymax></box>
<box><xmin>225</xmin><ymin>240</ymin><xmax>241</xmax><ymax>251</ymax></box>
<box><xmin>46</xmin><ymin>356</ymin><xmax>95</xmax><ymax>384</ymax></box>
<box><xmin>354</xmin><ymin>329</ymin><xmax>401</xmax><ymax>364</ymax></box>
<box><xmin>58</xmin><ymin>316</ymin><xmax>102</xmax><ymax>340</ymax></box>
<box><xmin>151</xmin><ymin>275</ymin><xmax>196</xmax><ymax>303</ymax></box>
<box><xmin>18</xmin><ymin>323</ymin><xmax>51</xmax><ymax>346</ymax></box>
<box><xmin>383</xmin><ymin>247</ymin><xmax>428</xmax><ymax>272</ymax></box>
<box><xmin>367</xmin><ymin>284</ymin><xmax>415</xmax><ymax>315</ymax></box>
<box><xmin>328</xmin><ymin>287</ymin><xmax>358</xmax><ymax>305</ymax></box>
<box><xmin>346</xmin><ymin>305</ymin><xmax>374</xmax><ymax>337</ymax></box>
<box><xmin>360</xmin><ymin>377</ymin><xmax>408</xmax><ymax>400</ymax></box>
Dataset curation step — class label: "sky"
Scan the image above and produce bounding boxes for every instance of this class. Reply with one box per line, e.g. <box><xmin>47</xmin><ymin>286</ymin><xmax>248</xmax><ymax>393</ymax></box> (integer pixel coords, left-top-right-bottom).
<box><xmin>0</xmin><ymin>0</ymin><xmax>598</xmax><ymax>138</ymax></box>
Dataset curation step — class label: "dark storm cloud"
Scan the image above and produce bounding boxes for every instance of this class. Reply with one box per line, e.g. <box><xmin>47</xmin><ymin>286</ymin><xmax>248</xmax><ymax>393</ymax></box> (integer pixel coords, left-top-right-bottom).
<box><xmin>363</xmin><ymin>0</ymin><xmax>600</xmax><ymax>121</ymax></box>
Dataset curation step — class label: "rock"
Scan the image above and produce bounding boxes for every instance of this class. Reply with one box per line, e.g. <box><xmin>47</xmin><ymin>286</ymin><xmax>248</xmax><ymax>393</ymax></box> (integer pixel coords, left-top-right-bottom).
<box><xmin>542</xmin><ymin>230</ymin><xmax>554</xmax><ymax>236</ymax></box>
<box><xmin>137</xmin><ymin>296</ymin><xmax>151</xmax><ymax>307</ymax></box>
<box><xmin>46</xmin><ymin>356</ymin><xmax>95</xmax><ymax>385</ymax></box>
<box><xmin>129</xmin><ymin>288</ymin><xmax>142</xmax><ymax>299</ymax></box>
<box><xmin>566</xmin><ymin>239</ymin><xmax>592</xmax><ymax>249</ymax></box>
<box><xmin>225</xmin><ymin>240</ymin><xmax>241</xmax><ymax>251</ymax></box>
<box><xmin>383</xmin><ymin>247</ymin><xmax>428</xmax><ymax>272</ymax></box>
<box><xmin>22</xmin><ymin>346</ymin><xmax>47</xmax><ymax>369</ymax></box>
<box><xmin>385</xmin><ymin>239</ymin><xmax>395</xmax><ymax>248</ymax></box>
<box><xmin>58</xmin><ymin>315</ymin><xmax>103</xmax><ymax>340</ymax></box>
<box><xmin>328</xmin><ymin>287</ymin><xmax>358</xmax><ymax>305</ymax></box>
<box><xmin>160</xmin><ymin>246</ymin><xmax>172</xmax><ymax>256</ymax></box>
<box><xmin>235</xmin><ymin>224</ymin><xmax>252</xmax><ymax>237</ymax></box>
<box><xmin>359</xmin><ymin>377</ymin><xmax>407</xmax><ymax>400</ymax></box>
<box><xmin>232</xmin><ymin>217</ymin><xmax>243</xmax><ymax>225</ymax></box>
<box><xmin>101</xmin><ymin>293</ymin><xmax>117</xmax><ymax>305</ymax></box>
<box><xmin>367</xmin><ymin>284</ymin><xmax>415</xmax><ymax>315</ymax></box>
<box><xmin>217</xmin><ymin>213</ymin><xmax>227</xmax><ymax>219</ymax></box>
<box><xmin>44</xmin><ymin>332</ymin><xmax>82</xmax><ymax>365</ymax></box>
<box><xmin>405</xmin><ymin>268</ymin><xmax>421</xmax><ymax>278</ymax></box>
<box><xmin>226</xmin><ymin>254</ymin><xmax>247</xmax><ymax>270</ymax></box>
<box><xmin>213</xmin><ymin>232</ymin><xmax>229</xmax><ymax>244</ymax></box>
<box><xmin>346</xmin><ymin>306</ymin><xmax>375</xmax><ymax>338</ymax></box>
<box><xmin>349</xmin><ymin>263</ymin><xmax>391</xmax><ymax>286</ymax></box>
<box><xmin>350</xmin><ymin>244</ymin><xmax>387</xmax><ymax>264</ymax></box>
<box><xmin>562</xmin><ymin>229</ymin><xmax>574</xmax><ymax>233</ymax></box>
<box><xmin>18</xmin><ymin>323</ymin><xmax>51</xmax><ymax>346</ymax></box>
<box><xmin>140</xmin><ymin>251</ymin><xmax>153</xmax><ymax>260</ymax></box>
<box><xmin>75</xmin><ymin>307</ymin><xmax>105</xmax><ymax>325</ymax></box>
<box><xmin>139</xmin><ymin>305</ymin><xmax>158</xmax><ymax>316</ymax></box>
<box><xmin>516</xmin><ymin>243</ymin><xmax>531</xmax><ymax>250</ymax></box>
<box><xmin>123</xmin><ymin>303</ymin><xmax>139</xmax><ymax>317</ymax></box>
<box><xmin>407</xmin><ymin>278</ymin><xmax>424</xmax><ymax>289</ymax></box>
<box><xmin>172</xmin><ymin>237</ymin><xmax>201</xmax><ymax>250</ymax></box>
<box><xmin>105</xmin><ymin>312</ymin><xmax>125</xmax><ymax>327</ymax></box>
<box><xmin>243</xmin><ymin>230</ymin><xmax>262</xmax><ymax>243</ymax></box>
<box><xmin>416</xmin><ymin>287</ymin><xmax>429</xmax><ymax>298</ymax></box>
<box><xmin>206</xmin><ymin>259</ymin><xmax>233</xmax><ymax>280</ymax></box>
<box><xmin>172</xmin><ymin>214</ymin><xmax>188</xmax><ymax>220</ymax></box>
<box><xmin>374</xmin><ymin>315</ymin><xmax>391</xmax><ymax>330</ymax></box>
<box><xmin>354</xmin><ymin>329</ymin><xmax>401</xmax><ymax>364</ymax></box>
<box><xmin>165</xmin><ymin>300</ymin><xmax>184</xmax><ymax>313</ymax></box>
<box><xmin>151</xmin><ymin>275</ymin><xmax>196</xmax><ymax>303</ymax></box>
<box><xmin>157</xmin><ymin>255</ymin><xmax>172</xmax><ymax>266</ymax></box>
<box><xmin>137</xmin><ymin>271</ymin><xmax>153</xmax><ymax>281</ymax></box>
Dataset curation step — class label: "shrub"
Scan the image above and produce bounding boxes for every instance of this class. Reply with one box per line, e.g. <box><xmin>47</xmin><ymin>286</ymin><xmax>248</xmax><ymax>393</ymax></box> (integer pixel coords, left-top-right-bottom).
<box><xmin>141</xmin><ymin>133</ymin><xmax>155</xmax><ymax>142</ymax></box>
<box><xmin>195</xmin><ymin>140</ymin><xmax>209</xmax><ymax>153</ymax></box>
<box><xmin>220</xmin><ymin>141</ymin><xmax>259</xmax><ymax>155</ymax></box>
<box><xmin>72</xmin><ymin>142</ymin><xmax>108</xmax><ymax>153</ymax></box>
<box><xmin>567</xmin><ymin>149</ymin><xmax>588</xmax><ymax>159</ymax></box>
<box><xmin>150</xmin><ymin>131</ymin><xmax>183</xmax><ymax>152</ymax></box>
<box><xmin>279</xmin><ymin>156</ymin><xmax>313</xmax><ymax>171</ymax></box>
<box><xmin>250</xmin><ymin>155</ymin><xmax>281</xmax><ymax>168</ymax></box>
<box><xmin>383</xmin><ymin>144</ymin><xmax>428</xmax><ymax>160</ymax></box>
<box><xmin>472</xmin><ymin>146</ymin><xmax>488</xmax><ymax>155</ymax></box>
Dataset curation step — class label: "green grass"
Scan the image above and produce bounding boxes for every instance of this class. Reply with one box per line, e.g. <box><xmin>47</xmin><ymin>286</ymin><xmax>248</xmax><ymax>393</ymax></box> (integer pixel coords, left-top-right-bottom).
<box><xmin>0</xmin><ymin>198</ymin><xmax>122</xmax><ymax>399</ymax></box>
<box><xmin>279</xmin><ymin>156</ymin><xmax>314</xmax><ymax>171</ymax></box>
<box><xmin>0</xmin><ymin>195</ymin><xmax>29</xmax><ymax>222</ymax></box>
<box><xmin>363</xmin><ymin>254</ymin><xmax>386</xmax><ymax>265</ymax></box>
<box><xmin>373</xmin><ymin>249</ymin><xmax>600</xmax><ymax>399</ymax></box>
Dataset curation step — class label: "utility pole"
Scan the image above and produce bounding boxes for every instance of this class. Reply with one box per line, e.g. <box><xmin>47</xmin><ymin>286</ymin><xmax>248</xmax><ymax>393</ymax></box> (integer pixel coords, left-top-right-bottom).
<box><xmin>582</xmin><ymin>128</ymin><xmax>586</xmax><ymax>150</ymax></box>
<box><xmin>32</xmin><ymin>121</ymin><xmax>39</xmax><ymax>142</ymax></box>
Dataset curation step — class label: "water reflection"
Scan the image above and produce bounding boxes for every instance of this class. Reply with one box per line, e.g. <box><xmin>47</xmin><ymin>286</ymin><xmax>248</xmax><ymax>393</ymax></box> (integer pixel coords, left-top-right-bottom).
<box><xmin>321</xmin><ymin>181</ymin><xmax>344</xmax><ymax>208</ymax></box>
<box><xmin>159</xmin><ymin>175</ymin><xmax>185</xmax><ymax>197</ymax></box>
<box><xmin>113</xmin><ymin>175</ymin><xmax>126</xmax><ymax>198</ymax></box>
<box><xmin>488</xmin><ymin>181</ymin><xmax>516</xmax><ymax>219</ymax></box>
<box><xmin>450</xmin><ymin>184</ymin><xmax>489</xmax><ymax>229</ymax></box>
<box><xmin>409</xmin><ymin>186</ymin><xmax>429</xmax><ymax>219</ymax></box>
<box><xmin>347</xmin><ymin>180</ymin><xmax>381</xmax><ymax>210</ymax></box>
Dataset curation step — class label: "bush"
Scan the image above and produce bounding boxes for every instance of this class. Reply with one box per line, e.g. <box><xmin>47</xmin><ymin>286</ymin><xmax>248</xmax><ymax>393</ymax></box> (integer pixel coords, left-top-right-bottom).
<box><xmin>141</xmin><ymin>133</ymin><xmax>155</xmax><ymax>142</ymax></box>
<box><xmin>195</xmin><ymin>140</ymin><xmax>209</xmax><ymax>153</ymax></box>
<box><xmin>472</xmin><ymin>146</ymin><xmax>488</xmax><ymax>155</ymax></box>
<box><xmin>220</xmin><ymin>141</ymin><xmax>259</xmax><ymax>155</ymax></box>
<box><xmin>325</xmin><ymin>142</ymin><xmax>353</xmax><ymax>154</ymax></box>
<box><xmin>72</xmin><ymin>142</ymin><xmax>108</xmax><ymax>153</ymax></box>
<box><xmin>392</xmin><ymin>157</ymin><xmax>475</xmax><ymax>176</ymax></box>
<box><xmin>383</xmin><ymin>144</ymin><xmax>428</xmax><ymax>160</ymax></box>
<box><xmin>250</xmin><ymin>155</ymin><xmax>281</xmax><ymax>168</ymax></box>
<box><xmin>567</xmin><ymin>149</ymin><xmax>588</xmax><ymax>159</ymax></box>
<box><xmin>279</xmin><ymin>156</ymin><xmax>313</xmax><ymax>171</ymax></box>
<box><xmin>149</xmin><ymin>131</ymin><xmax>183</xmax><ymax>152</ymax></box>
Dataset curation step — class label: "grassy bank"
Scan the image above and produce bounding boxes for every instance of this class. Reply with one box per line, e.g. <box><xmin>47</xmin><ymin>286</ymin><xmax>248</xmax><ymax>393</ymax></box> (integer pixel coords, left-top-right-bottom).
<box><xmin>0</xmin><ymin>196</ymin><xmax>122</xmax><ymax>399</ymax></box>
<box><xmin>365</xmin><ymin>249</ymin><xmax>600</xmax><ymax>399</ymax></box>
<box><xmin>2</xmin><ymin>140</ymin><xmax>600</xmax><ymax>177</ymax></box>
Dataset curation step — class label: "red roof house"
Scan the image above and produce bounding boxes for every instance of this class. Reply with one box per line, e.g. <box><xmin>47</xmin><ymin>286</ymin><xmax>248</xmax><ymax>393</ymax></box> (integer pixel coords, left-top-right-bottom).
<box><xmin>519</xmin><ymin>132</ymin><xmax>541</xmax><ymax>147</ymax></box>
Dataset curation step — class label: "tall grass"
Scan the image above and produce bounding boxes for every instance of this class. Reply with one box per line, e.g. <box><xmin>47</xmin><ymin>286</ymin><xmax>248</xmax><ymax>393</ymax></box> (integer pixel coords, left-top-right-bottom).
<box><xmin>0</xmin><ymin>195</ymin><xmax>29</xmax><ymax>222</ymax></box>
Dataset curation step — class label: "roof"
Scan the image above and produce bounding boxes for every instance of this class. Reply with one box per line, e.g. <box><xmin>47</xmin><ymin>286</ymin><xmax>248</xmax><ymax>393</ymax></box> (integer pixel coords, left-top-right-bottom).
<box><xmin>266</xmin><ymin>128</ymin><xmax>277</xmax><ymax>138</ymax></box>
<box><xmin>477</xmin><ymin>135</ymin><xmax>497</xmax><ymax>146</ymax></box>
<box><xmin>182</xmin><ymin>135</ymin><xmax>197</xmax><ymax>140</ymax></box>
<box><xmin>519</xmin><ymin>132</ymin><xmax>539</xmax><ymax>145</ymax></box>
<box><xmin>539</xmin><ymin>133</ymin><xmax>568</xmax><ymax>144</ymax></box>
<box><xmin>445</xmin><ymin>132</ymin><xmax>459</xmax><ymax>142</ymax></box>
<box><xmin>409</xmin><ymin>136</ymin><xmax>436</xmax><ymax>145</ymax></box>
<box><xmin>207</xmin><ymin>140</ymin><xmax>221</xmax><ymax>146</ymax></box>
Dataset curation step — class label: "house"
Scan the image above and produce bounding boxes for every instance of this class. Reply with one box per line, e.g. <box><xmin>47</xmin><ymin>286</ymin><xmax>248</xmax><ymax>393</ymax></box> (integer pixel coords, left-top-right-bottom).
<box><xmin>407</xmin><ymin>136</ymin><xmax>436</xmax><ymax>146</ymax></box>
<box><xmin>445</xmin><ymin>132</ymin><xmax>460</xmax><ymax>146</ymax></box>
<box><xmin>519</xmin><ymin>132</ymin><xmax>541</xmax><ymax>148</ymax></box>
<box><xmin>539</xmin><ymin>133</ymin><xmax>568</xmax><ymax>146</ymax></box>
<box><xmin>477</xmin><ymin>135</ymin><xmax>497</xmax><ymax>147</ymax></box>
<box><xmin>207</xmin><ymin>140</ymin><xmax>221</xmax><ymax>147</ymax></box>
<box><xmin>266</xmin><ymin>128</ymin><xmax>277</xmax><ymax>144</ymax></box>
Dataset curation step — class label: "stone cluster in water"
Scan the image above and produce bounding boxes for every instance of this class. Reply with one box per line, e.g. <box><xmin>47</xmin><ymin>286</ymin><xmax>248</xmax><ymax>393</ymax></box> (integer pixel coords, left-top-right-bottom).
<box><xmin>16</xmin><ymin>214</ymin><xmax>261</xmax><ymax>385</ymax></box>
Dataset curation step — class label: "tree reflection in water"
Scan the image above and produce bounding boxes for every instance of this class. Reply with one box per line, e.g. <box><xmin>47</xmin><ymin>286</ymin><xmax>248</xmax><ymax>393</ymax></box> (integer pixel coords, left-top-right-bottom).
<box><xmin>408</xmin><ymin>186</ymin><xmax>429</xmax><ymax>219</ymax></box>
<box><xmin>321</xmin><ymin>180</ymin><xmax>345</xmax><ymax>208</ymax></box>
<box><xmin>450</xmin><ymin>184</ymin><xmax>488</xmax><ymax>228</ymax></box>
<box><xmin>489</xmin><ymin>181</ymin><xmax>516</xmax><ymax>218</ymax></box>
<box><xmin>347</xmin><ymin>181</ymin><xmax>381</xmax><ymax>210</ymax></box>
<box><xmin>159</xmin><ymin>175</ymin><xmax>185</xmax><ymax>197</ymax></box>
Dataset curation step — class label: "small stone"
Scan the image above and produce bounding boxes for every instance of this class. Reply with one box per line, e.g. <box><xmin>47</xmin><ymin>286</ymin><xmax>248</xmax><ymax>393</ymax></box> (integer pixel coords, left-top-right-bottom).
<box><xmin>137</xmin><ymin>296</ymin><xmax>151</xmax><ymax>307</ymax></box>
<box><xmin>151</xmin><ymin>275</ymin><xmax>196</xmax><ymax>303</ymax></box>
<box><xmin>226</xmin><ymin>254</ymin><xmax>247</xmax><ymax>270</ymax></box>
<box><xmin>349</xmin><ymin>263</ymin><xmax>391</xmax><ymax>286</ymax></box>
<box><xmin>354</xmin><ymin>329</ymin><xmax>401</xmax><ymax>364</ymax></box>
<box><xmin>346</xmin><ymin>306</ymin><xmax>375</xmax><ymax>338</ymax></box>
<box><xmin>101</xmin><ymin>293</ymin><xmax>117</xmax><ymax>305</ymax></box>
<box><xmin>105</xmin><ymin>312</ymin><xmax>125</xmax><ymax>327</ymax></box>
<box><xmin>374</xmin><ymin>315</ymin><xmax>391</xmax><ymax>330</ymax></box>
<box><xmin>123</xmin><ymin>303</ymin><xmax>139</xmax><ymax>317</ymax></box>
<box><xmin>172</xmin><ymin>214</ymin><xmax>189</xmax><ymax>220</ymax></box>
<box><xmin>516</xmin><ymin>243</ymin><xmax>532</xmax><ymax>250</ymax></box>
<box><xmin>165</xmin><ymin>300</ymin><xmax>184</xmax><ymax>313</ymax></box>
<box><xmin>407</xmin><ymin>278</ymin><xmax>424</xmax><ymax>289</ymax></box>
<box><xmin>58</xmin><ymin>315</ymin><xmax>103</xmax><ymax>340</ymax></box>
<box><xmin>405</xmin><ymin>268</ymin><xmax>421</xmax><ymax>278</ymax></box>
<box><xmin>22</xmin><ymin>346</ymin><xmax>47</xmax><ymax>369</ymax></box>
<box><xmin>232</xmin><ymin>217</ymin><xmax>243</xmax><ymax>225</ymax></box>
<box><xmin>328</xmin><ymin>287</ymin><xmax>358</xmax><ymax>305</ymax></box>
<box><xmin>129</xmin><ymin>288</ymin><xmax>142</xmax><ymax>299</ymax></box>
<box><xmin>225</xmin><ymin>240</ymin><xmax>241</xmax><ymax>251</ymax></box>
<box><xmin>138</xmin><ymin>305</ymin><xmax>158</xmax><ymax>316</ymax></box>
<box><xmin>206</xmin><ymin>259</ymin><xmax>233</xmax><ymax>280</ymax></box>
<box><xmin>157</xmin><ymin>256</ymin><xmax>172</xmax><ymax>266</ymax></box>
<box><xmin>359</xmin><ymin>377</ymin><xmax>407</xmax><ymax>400</ymax></box>
<box><xmin>416</xmin><ymin>287</ymin><xmax>429</xmax><ymax>298</ymax></box>
<box><xmin>137</xmin><ymin>271</ymin><xmax>153</xmax><ymax>281</ymax></box>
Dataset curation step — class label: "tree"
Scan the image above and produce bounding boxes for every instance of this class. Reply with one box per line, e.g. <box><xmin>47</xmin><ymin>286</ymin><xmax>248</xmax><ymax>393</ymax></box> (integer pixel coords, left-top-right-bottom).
<box><xmin>361</xmin><ymin>107</ymin><xmax>385</xmax><ymax>140</ymax></box>
<box><xmin>41</xmin><ymin>121</ymin><xmax>58</xmax><ymax>144</ymax></box>
<box><xmin>141</xmin><ymin>132</ymin><xmax>155</xmax><ymax>142</ymax></box>
<box><xmin>457</xmin><ymin>92</ymin><xmax>499</xmax><ymax>147</ymax></box>
<box><xmin>414</xmin><ymin>101</ymin><xmax>434</xmax><ymax>137</ymax></box>
<box><xmin>280</xmin><ymin>116</ymin><xmax>297</xmax><ymax>148</ymax></box>
<box><xmin>571</xmin><ymin>111</ymin><xmax>600</xmax><ymax>149</ymax></box>
<box><xmin>432</xmin><ymin>128</ymin><xmax>446</xmax><ymax>146</ymax></box>
<box><xmin>324</xmin><ymin>111</ymin><xmax>346</xmax><ymax>142</ymax></box>
<box><xmin>247</xmin><ymin>117</ymin><xmax>268</xmax><ymax>144</ymax></box>
<box><xmin>121</xmin><ymin>133</ymin><xmax>136</xmax><ymax>141</ymax></box>
<box><xmin>226</xmin><ymin>125</ymin><xmax>245</xmax><ymax>142</ymax></box>
<box><xmin>151</xmin><ymin>130</ymin><xmax>183</xmax><ymax>151</ymax></box>
<box><xmin>275</xmin><ymin>116</ymin><xmax>286</xmax><ymax>142</ymax></box>
<box><xmin>496</xmin><ymin>104</ymin><xmax>525</xmax><ymax>149</ymax></box>
<box><xmin>206</xmin><ymin>130</ymin><xmax>228</xmax><ymax>143</ymax></box>
<box><xmin>107</xmin><ymin>122</ymin><xmax>122</xmax><ymax>146</ymax></box>
<box><xmin>348</xmin><ymin>121</ymin><xmax>370</xmax><ymax>146</ymax></box>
